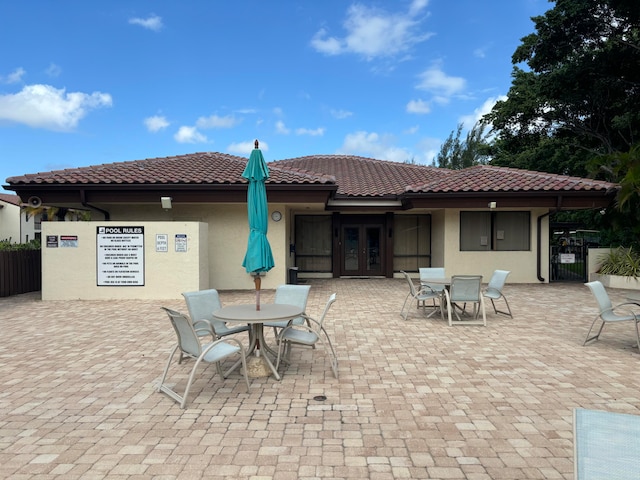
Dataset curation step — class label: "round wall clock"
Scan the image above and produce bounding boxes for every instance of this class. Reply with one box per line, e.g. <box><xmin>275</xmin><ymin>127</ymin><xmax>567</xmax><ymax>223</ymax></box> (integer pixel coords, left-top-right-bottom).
<box><xmin>271</xmin><ymin>211</ymin><xmax>282</xmax><ymax>222</ymax></box>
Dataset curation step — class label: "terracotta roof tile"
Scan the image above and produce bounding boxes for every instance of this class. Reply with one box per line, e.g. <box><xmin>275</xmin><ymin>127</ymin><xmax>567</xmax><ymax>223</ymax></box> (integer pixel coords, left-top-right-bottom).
<box><xmin>272</xmin><ymin>155</ymin><xmax>449</xmax><ymax>197</ymax></box>
<box><xmin>6</xmin><ymin>152</ymin><xmax>617</xmax><ymax>197</ymax></box>
<box><xmin>0</xmin><ymin>193</ymin><xmax>21</xmax><ymax>205</ymax></box>
<box><xmin>7</xmin><ymin>152</ymin><xmax>333</xmax><ymax>186</ymax></box>
<box><xmin>406</xmin><ymin>165</ymin><xmax>616</xmax><ymax>193</ymax></box>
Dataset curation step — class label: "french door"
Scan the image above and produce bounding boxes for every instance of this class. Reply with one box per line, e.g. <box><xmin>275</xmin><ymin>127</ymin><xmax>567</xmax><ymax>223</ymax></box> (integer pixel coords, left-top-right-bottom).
<box><xmin>341</xmin><ymin>224</ymin><xmax>384</xmax><ymax>276</ymax></box>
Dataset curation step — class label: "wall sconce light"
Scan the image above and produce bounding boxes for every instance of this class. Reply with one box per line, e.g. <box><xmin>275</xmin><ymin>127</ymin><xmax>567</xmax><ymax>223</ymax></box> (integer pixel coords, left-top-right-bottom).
<box><xmin>488</xmin><ymin>201</ymin><xmax>497</xmax><ymax>209</ymax></box>
<box><xmin>161</xmin><ymin>196</ymin><xmax>172</xmax><ymax>209</ymax></box>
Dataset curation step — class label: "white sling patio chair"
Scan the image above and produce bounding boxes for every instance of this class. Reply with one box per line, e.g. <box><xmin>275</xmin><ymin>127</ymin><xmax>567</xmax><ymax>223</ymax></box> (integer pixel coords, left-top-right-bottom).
<box><xmin>444</xmin><ymin>275</ymin><xmax>486</xmax><ymax>326</ymax></box>
<box><xmin>400</xmin><ymin>271</ymin><xmax>442</xmax><ymax>320</ymax></box>
<box><xmin>275</xmin><ymin>293</ymin><xmax>338</xmax><ymax>378</ymax></box>
<box><xmin>483</xmin><ymin>270</ymin><xmax>513</xmax><ymax>317</ymax></box>
<box><xmin>182</xmin><ymin>289</ymin><xmax>250</xmax><ymax>340</ymax></box>
<box><xmin>158</xmin><ymin>307</ymin><xmax>250</xmax><ymax>409</ymax></box>
<box><xmin>419</xmin><ymin>267</ymin><xmax>447</xmax><ymax>317</ymax></box>
<box><xmin>584</xmin><ymin>281</ymin><xmax>640</xmax><ymax>350</ymax></box>
<box><xmin>264</xmin><ymin>284</ymin><xmax>311</xmax><ymax>338</ymax></box>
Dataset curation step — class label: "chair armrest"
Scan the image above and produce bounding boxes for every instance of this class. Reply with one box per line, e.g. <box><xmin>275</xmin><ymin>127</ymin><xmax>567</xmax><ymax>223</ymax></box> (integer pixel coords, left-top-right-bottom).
<box><xmin>193</xmin><ymin>318</ymin><xmax>215</xmax><ymax>335</ymax></box>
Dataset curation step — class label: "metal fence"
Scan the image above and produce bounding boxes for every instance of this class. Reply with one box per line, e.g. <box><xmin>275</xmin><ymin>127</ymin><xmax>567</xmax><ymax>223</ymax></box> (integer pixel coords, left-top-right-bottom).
<box><xmin>0</xmin><ymin>250</ymin><xmax>42</xmax><ymax>297</ymax></box>
<box><xmin>550</xmin><ymin>244</ymin><xmax>588</xmax><ymax>283</ymax></box>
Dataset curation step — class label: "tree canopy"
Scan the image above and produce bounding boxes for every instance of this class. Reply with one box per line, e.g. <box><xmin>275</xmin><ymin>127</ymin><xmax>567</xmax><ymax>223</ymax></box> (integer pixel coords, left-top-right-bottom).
<box><xmin>435</xmin><ymin>122</ymin><xmax>491</xmax><ymax>170</ymax></box>
<box><xmin>484</xmin><ymin>0</ymin><xmax>640</xmax><ymax>177</ymax></box>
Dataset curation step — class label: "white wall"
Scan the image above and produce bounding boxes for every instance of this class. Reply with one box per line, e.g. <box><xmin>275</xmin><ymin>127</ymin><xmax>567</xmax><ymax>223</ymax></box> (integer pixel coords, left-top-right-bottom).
<box><xmin>42</xmin><ymin>221</ymin><xmax>208</xmax><ymax>300</ymax></box>
<box><xmin>0</xmin><ymin>200</ymin><xmax>21</xmax><ymax>243</ymax></box>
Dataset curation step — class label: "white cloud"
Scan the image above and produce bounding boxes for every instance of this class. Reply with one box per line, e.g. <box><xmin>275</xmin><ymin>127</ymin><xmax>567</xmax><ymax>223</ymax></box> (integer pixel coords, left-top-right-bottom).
<box><xmin>416</xmin><ymin>63</ymin><xmax>466</xmax><ymax>97</ymax></box>
<box><xmin>473</xmin><ymin>47</ymin><xmax>486</xmax><ymax>59</ymax></box>
<box><xmin>404</xmin><ymin>125</ymin><xmax>420</xmax><ymax>134</ymax></box>
<box><xmin>415</xmin><ymin>136</ymin><xmax>443</xmax><ymax>165</ymax></box>
<box><xmin>409</xmin><ymin>0</ymin><xmax>429</xmax><ymax>16</ymax></box>
<box><xmin>174</xmin><ymin>126</ymin><xmax>207</xmax><ymax>143</ymax></box>
<box><xmin>228</xmin><ymin>140</ymin><xmax>269</xmax><ymax>156</ymax></box>
<box><xmin>0</xmin><ymin>84</ymin><xmax>112</xmax><ymax>131</ymax></box>
<box><xmin>129</xmin><ymin>14</ymin><xmax>163</xmax><ymax>32</ymax></box>
<box><xmin>338</xmin><ymin>131</ymin><xmax>413</xmax><ymax>163</ymax></box>
<box><xmin>330</xmin><ymin>108</ymin><xmax>353</xmax><ymax>119</ymax></box>
<box><xmin>311</xmin><ymin>29</ymin><xmax>344</xmax><ymax>55</ymax></box>
<box><xmin>144</xmin><ymin>115</ymin><xmax>169</xmax><ymax>132</ymax></box>
<box><xmin>275</xmin><ymin>120</ymin><xmax>290</xmax><ymax>134</ymax></box>
<box><xmin>406</xmin><ymin>99</ymin><xmax>431</xmax><ymax>114</ymax></box>
<box><xmin>1</xmin><ymin>67</ymin><xmax>26</xmax><ymax>84</ymax></box>
<box><xmin>195</xmin><ymin>114</ymin><xmax>240</xmax><ymax>129</ymax></box>
<box><xmin>46</xmin><ymin>63</ymin><xmax>62</xmax><ymax>78</ymax></box>
<box><xmin>459</xmin><ymin>95</ymin><xmax>506</xmax><ymax>129</ymax></box>
<box><xmin>311</xmin><ymin>2</ymin><xmax>433</xmax><ymax>60</ymax></box>
<box><xmin>296</xmin><ymin>127</ymin><xmax>325</xmax><ymax>136</ymax></box>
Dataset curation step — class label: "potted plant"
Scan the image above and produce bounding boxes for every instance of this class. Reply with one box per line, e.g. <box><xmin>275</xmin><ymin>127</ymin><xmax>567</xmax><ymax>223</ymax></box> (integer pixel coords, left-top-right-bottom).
<box><xmin>593</xmin><ymin>247</ymin><xmax>640</xmax><ymax>289</ymax></box>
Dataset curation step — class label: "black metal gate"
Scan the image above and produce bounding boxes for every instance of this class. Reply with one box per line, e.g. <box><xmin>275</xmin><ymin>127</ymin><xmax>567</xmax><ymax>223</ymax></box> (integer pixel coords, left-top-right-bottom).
<box><xmin>550</xmin><ymin>244</ymin><xmax>588</xmax><ymax>282</ymax></box>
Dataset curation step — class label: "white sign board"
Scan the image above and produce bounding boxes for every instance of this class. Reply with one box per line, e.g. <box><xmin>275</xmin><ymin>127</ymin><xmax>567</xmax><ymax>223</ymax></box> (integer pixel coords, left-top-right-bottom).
<box><xmin>560</xmin><ymin>253</ymin><xmax>576</xmax><ymax>264</ymax></box>
<box><xmin>156</xmin><ymin>234</ymin><xmax>168</xmax><ymax>252</ymax></box>
<box><xmin>175</xmin><ymin>234</ymin><xmax>188</xmax><ymax>252</ymax></box>
<box><xmin>96</xmin><ymin>226</ymin><xmax>145</xmax><ymax>286</ymax></box>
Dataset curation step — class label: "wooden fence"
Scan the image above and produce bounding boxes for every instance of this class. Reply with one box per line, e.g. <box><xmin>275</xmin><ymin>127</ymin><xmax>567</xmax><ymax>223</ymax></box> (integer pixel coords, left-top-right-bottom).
<box><xmin>0</xmin><ymin>250</ymin><xmax>41</xmax><ymax>297</ymax></box>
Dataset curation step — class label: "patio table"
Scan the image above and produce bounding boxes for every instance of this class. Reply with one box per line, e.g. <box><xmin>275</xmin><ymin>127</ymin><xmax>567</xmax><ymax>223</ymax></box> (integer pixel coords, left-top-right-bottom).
<box><xmin>213</xmin><ymin>303</ymin><xmax>303</xmax><ymax>380</ymax></box>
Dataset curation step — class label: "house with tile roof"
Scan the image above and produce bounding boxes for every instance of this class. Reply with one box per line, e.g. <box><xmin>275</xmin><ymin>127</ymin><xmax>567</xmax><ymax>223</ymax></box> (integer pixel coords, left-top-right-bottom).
<box><xmin>3</xmin><ymin>151</ymin><xmax>617</xmax><ymax>297</ymax></box>
<box><xmin>0</xmin><ymin>192</ymin><xmax>44</xmax><ymax>243</ymax></box>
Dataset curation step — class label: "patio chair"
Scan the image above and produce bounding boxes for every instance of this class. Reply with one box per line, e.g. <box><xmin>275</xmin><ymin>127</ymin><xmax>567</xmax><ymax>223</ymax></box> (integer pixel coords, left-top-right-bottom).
<box><xmin>483</xmin><ymin>270</ymin><xmax>513</xmax><ymax>317</ymax></box>
<box><xmin>157</xmin><ymin>307</ymin><xmax>250</xmax><ymax>409</ymax></box>
<box><xmin>264</xmin><ymin>284</ymin><xmax>311</xmax><ymax>338</ymax></box>
<box><xmin>444</xmin><ymin>275</ymin><xmax>486</xmax><ymax>326</ymax></box>
<box><xmin>419</xmin><ymin>267</ymin><xmax>447</xmax><ymax>317</ymax></box>
<box><xmin>182</xmin><ymin>289</ymin><xmax>250</xmax><ymax>340</ymax></box>
<box><xmin>583</xmin><ymin>281</ymin><xmax>640</xmax><ymax>350</ymax></box>
<box><xmin>400</xmin><ymin>271</ymin><xmax>442</xmax><ymax>320</ymax></box>
<box><xmin>275</xmin><ymin>293</ymin><xmax>338</xmax><ymax>378</ymax></box>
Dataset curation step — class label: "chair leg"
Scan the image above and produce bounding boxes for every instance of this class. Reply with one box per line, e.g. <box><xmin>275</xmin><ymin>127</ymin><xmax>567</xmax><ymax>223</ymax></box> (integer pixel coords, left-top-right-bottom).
<box><xmin>238</xmin><ymin>350</ymin><xmax>250</xmax><ymax>391</ymax></box>
<box><xmin>320</xmin><ymin>326</ymin><xmax>339</xmax><ymax>379</ymax></box>
<box><xmin>401</xmin><ymin>294</ymin><xmax>411</xmax><ymax>320</ymax></box>
<box><xmin>157</xmin><ymin>344</ymin><xmax>180</xmax><ymax>393</ymax></box>
<box><xmin>584</xmin><ymin>317</ymin><xmax>605</xmax><ymax>345</ymax></box>
<box><xmin>490</xmin><ymin>296</ymin><xmax>513</xmax><ymax>317</ymax></box>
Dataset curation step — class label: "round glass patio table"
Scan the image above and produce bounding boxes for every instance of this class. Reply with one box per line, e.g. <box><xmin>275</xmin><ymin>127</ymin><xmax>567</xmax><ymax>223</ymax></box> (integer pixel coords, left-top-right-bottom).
<box><xmin>213</xmin><ymin>303</ymin><xmax>303</xmax><ymax>380</ymax></box>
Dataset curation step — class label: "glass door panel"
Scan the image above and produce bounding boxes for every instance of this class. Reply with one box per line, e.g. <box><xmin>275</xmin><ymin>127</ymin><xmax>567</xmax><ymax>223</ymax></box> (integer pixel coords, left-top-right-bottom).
<box><xmin>343</xmin><ymin>226</ymin><xmax>360</xmax><ymax>272</ymax></box>
<box><xmin>341</xmin><ymin>224</ymin><xmax>383</xmax><ymax>276</ymax></box>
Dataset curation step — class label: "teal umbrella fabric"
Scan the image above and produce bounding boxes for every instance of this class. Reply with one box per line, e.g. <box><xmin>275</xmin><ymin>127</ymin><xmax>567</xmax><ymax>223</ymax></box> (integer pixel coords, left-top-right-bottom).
<box><xmin>242</xmin><ymin>141</ymin><xmax>275</xmax><ymax>274</ymax></box>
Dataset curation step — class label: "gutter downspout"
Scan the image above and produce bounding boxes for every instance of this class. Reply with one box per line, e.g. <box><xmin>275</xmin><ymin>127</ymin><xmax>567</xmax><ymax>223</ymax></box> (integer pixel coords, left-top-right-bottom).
<box><xmin>537</xmin><ymin>211</ymin><xmax>551</xmax><ymax>282</ymax></box>
<box><xmin>80</xmin><ymin>190</ymin><xmax>110</xmax><ymax>221</ymax></box>
<box><xmin>537</xmin><ymin>204</ymin><xmax>563</xmax><ymax>282</ymax></box>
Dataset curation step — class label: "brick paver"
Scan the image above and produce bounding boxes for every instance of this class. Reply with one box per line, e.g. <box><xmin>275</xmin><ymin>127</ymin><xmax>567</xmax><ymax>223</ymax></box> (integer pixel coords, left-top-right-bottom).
<box><xmin>1</xmin><ymin>279</ymin><xmax>639</xmax><ymax>479</ymax></box>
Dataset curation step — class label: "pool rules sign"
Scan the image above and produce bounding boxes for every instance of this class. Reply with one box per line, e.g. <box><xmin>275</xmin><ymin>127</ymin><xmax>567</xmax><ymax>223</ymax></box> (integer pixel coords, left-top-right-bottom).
<box><xmin>97</xmin><ymin>226</ymin><xmax>145</xmax><ymax>286</ymax></box>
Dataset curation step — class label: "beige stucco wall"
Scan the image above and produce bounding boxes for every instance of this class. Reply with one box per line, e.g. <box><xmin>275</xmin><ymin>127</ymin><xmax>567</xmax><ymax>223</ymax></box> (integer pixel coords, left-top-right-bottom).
<box><xmin>441</xmin><ymin>208</ymin><xmax>550</xmax><ymax>283</ymax></box>
<box><xmin>42</xmin><ymin>221</ymin><xmax>208</xmax><ymax>300</ymax></box>
<box><xmin>105</xmin><ymin>203</ymin><xmax>289</xmax><ymax>291</ymax></box>
<box><xmin>430</xmin><ymin>209</ymin><xmax>446</xmax><ymax>267</ymax></box>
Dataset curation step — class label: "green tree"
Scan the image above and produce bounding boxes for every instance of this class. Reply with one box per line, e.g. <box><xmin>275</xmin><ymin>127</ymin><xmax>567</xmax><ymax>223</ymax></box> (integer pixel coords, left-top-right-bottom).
<box><xmin>485</xmin><ymin>0</ymin><xmax>640</xmax><ymax>176</ymax></box>
<box><xmin>436</xmin><ymin>122</ymin><xmax>490</xmax><ymax>169</ymax></box>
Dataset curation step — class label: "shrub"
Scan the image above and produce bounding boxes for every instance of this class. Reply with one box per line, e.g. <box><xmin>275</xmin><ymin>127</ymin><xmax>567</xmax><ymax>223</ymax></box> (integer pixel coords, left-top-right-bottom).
<box><xmin>0</xmin><ymin>239</ymin><xmax>41</xmax><ymax>251</ymax></box>
<box><xmin>597</xmin><ymin>247</ymin><xmax>640</xmax><ymax>278</ymax></box>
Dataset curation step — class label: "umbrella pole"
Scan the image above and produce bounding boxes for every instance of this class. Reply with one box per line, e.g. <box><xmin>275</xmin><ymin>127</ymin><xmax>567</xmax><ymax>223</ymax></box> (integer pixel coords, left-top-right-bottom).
<box><xmin>254</xmin><ymin>275</ymin><xmax>261</xmax><ymax>311</ymax></box>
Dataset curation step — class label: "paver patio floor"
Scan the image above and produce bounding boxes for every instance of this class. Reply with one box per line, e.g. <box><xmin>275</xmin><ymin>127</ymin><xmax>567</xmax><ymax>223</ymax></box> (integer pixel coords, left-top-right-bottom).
<box><xmin>1</xmin><ymin>279</ymin><xmax>639</xmax><ymax>479</ymax></box>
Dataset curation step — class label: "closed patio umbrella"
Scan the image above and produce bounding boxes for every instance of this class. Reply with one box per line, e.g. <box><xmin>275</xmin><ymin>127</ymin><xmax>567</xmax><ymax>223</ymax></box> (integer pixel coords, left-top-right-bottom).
<box><xmin>242</xmin><ymin>140</ymin><xmax>274</xmax><ymax>310</ymax></box>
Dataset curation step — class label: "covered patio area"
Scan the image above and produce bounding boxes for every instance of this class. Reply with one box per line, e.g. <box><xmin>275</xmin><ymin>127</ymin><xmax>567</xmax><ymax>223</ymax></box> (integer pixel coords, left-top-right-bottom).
<box><xmin>1</xmin><ymin>279</ymin><xmax>638</xmax><ymax>479</ymax></box>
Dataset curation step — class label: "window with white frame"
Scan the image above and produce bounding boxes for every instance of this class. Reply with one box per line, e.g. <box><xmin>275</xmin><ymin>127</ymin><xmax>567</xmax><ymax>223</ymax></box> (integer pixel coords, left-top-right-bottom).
<box><xmin>460</xmin><ymin>211</ymin><xmax>530</xmax><ymax>251</ymax></box>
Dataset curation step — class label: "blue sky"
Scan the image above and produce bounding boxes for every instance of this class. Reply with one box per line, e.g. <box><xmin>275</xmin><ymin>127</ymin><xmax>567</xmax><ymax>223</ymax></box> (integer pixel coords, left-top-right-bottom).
<box><xmin>0</xmin><ymin>0</ymin><xmax>549</xmax><ymax>189</ymax></box>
